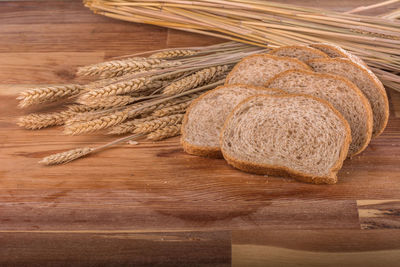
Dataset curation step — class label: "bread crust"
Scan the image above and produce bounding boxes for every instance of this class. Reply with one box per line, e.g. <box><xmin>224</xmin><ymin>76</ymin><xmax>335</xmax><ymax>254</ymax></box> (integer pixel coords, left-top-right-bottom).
<box><xmin>265</xmin><ymin>69</ymin><xmax>373</xmax><ymax>157</ymax></box>
<box><xmin>307</xmin><ymin>57</ymin><xmax>389</xmax><ymax>137</ymax></box>
<box><xmin>224</xmin><ymin>54</ymin><xmax>312</xmax><ymax>85</ymax></box>
<box><xmin>220</xmin><ymin>94</ymin><xmax>352</xmax><ymax>185</ymax></box>
<box><xmin>181</xmin><ymin>84</ymin><xmax>285</xmax><ymax>158</ymax></box>
<box><xmin>269</xmin><ymin>45</ymin><xmax>329</xmax><ymax>60</ymax></box>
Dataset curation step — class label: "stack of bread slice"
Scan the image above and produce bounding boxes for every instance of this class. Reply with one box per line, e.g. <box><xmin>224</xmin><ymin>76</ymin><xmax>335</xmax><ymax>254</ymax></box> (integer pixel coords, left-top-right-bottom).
<box><xmin>181</xmin><ymin>44</ymin><xmax>389</xmax><ymax>184</ymax></box>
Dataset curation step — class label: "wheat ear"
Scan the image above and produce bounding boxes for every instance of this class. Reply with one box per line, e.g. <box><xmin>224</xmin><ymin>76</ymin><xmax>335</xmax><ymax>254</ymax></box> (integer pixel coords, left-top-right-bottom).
<box><xmin>152</xmin><ymin>101</ymin><xmax>191</xmax><ymax>117</ymax></box>
<box><xmin>147</xmin><ymin>124</ymin><xmax>182</xmax><ymax>141</ymax></box>
<box><xmin>149</xmin><ymin>49</ymin><xmax>198</xmax><ymax>59</ymax></box>
<box><xmin>64</xmin><ymin>109</ymin><xmax>129</xmax><ymax>135</ymax></box>
<box><xmin>39</xmin><ymin>147</ymin><xmax>93</xmax><ymax>165</ymax></box>
<box><xmin>107</xmin><ymin>115</ymin><xmax>157</xmax><ymax>135</ymax></box>
<box><xmin>17</xmin><ymin>84</ymin><xmax>83</xmax><ymax>108</ymax></box>
<box><xmin>77</xmin><ymin>95</ymin><xmax>136</xmax><ymax>108</ymax></box>
<box><xmin>162</xmin><ymin>65</ymin><xmax>229</xmax><ymax>95</ymax></box>
<box><xmin>134</xmin><ymin>114</ymin><xmax>184</xmax><ymax>134</ymax></box>
<box><xmin>40</xmin><ymin>133</ymin><xmax>144</xmax><ymax>165</ymax></box>
<box><xmin>67</xmin><ymin>104</ymin><xmax>97</xmax><ymax>113</ymax></box>
<box><xmin>76</xmin><ymin>58</ymin><xmax>162</xmax><ymax>77</ymax></box>
<box><xmin>81</xmin><ymin>77</ymin><xmax>170</xmax><ymax>98</ymax></box>
<box><xmin>17</xmin><ymin>110</ymin><xmax>75</xmax><ymax>129</ymax></box>
<box><xmin>63</xmin><ymin>100</ymin><xmax>167</xmax><ymax>135</ymax></box>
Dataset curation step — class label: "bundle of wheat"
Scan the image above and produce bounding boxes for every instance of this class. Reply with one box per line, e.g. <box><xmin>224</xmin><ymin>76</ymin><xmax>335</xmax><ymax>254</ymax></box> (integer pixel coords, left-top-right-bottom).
<box><xmin>17</xmin><ymin>42</ymin><xmax>267</xmax><ymax>164</ymax></box>
<box><xmin>84</xmin><ymin>0</ymin><xmax>400</xmax><ymax>92</ymax></box>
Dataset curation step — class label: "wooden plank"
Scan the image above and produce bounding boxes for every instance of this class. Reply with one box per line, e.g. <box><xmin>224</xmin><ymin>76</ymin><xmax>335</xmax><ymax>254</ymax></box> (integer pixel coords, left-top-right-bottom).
<box><xmin>0</xmin><ymin>23</ymin><xmax>168</xmax><ymax>54</ymax></box>
<box><xmin>0</xmin><ymin>231</ymin><xmax>231</xmax><ymax>266</ymax></box>
<box><xmin>0</xmin><ymin>191</ymin><xmax>360</xmax><ymax>230</ymax></box>
<box><xmin>357</xmin><ymin>200</ymin><xmax>400</xmax><ymax>229</ymax></box>
<box><xmin>232</xmin><ymin>229</ymin><xmax>400</xmax><ymax>267</ymax></box>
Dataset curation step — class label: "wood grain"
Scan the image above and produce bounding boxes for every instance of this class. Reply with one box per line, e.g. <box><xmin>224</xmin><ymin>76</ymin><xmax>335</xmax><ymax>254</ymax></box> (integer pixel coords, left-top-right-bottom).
<box><xmin>1</xmin><ymin>231</ymin><xmax>231</xmax><ymax>266</ymax></box>
<box><xmin>1</xmin><ymin>0</ymin><xmax>400</xmax><ymax>265</ymax></box>
<box><xmin>358</xmin><ymin>200</ymin><xmax>400</xmax><ymax>229</ymax></box>
<box><xmin>232</xmin><ymin>230</ymin><xmax>400</xmax><ymax>267</ymax></box>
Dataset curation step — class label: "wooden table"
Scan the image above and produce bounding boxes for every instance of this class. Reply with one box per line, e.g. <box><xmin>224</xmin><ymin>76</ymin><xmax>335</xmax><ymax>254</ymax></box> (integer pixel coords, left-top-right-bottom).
<box><xmin>1</xmin><ymin>1</ymin><xmax>400</xmax><ymax>266</ymax></box>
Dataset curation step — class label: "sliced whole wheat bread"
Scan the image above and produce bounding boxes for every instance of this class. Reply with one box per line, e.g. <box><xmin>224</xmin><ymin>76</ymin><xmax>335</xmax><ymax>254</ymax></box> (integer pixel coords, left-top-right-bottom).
<box><xmin>309</xmin><ymin>43</ymin><xmax>367</xmax><ymax>67</ymax></box>
<box><xmin>181</xmin><ymin>84</ymin><xmax>284</xmax><ymax>158</ymax></box>
<box><xmin>220</xmin><ymin>94</ymin><xmax>351</xmax><ymax>184</ymax></box>
<box><xmin>225</xmin><ymin>54</ymin><xmax>311</xmax><ymax>86</ymax></box>
<box><xmin>308</xmin><ymin>58</ymin><xmax>389</xmax><ymax>137</ymax></box>
<box><xmin>269</xmin><ymin>45</ymin><xmax>329</xmax><ymax>62</ymax></box>
<box><xmin>265</xmin><ymin>69</ymin><xmax>373</xmax><ymax>157</ymax></box>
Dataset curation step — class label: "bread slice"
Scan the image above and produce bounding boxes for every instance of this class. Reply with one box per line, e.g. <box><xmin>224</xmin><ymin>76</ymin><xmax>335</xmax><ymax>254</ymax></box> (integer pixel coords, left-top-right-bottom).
<box><xmin>220</xmin><ymin>94</ymin><xmax>351</xmax><ymax>184</ymax></box>
<box><xmin>269</xmin><ymin>45</ymin><xmax>329</xmax><ymax>62</ymax></box>
<box><xmin>181</xmin><ymin>84</ymin><xmax>284</xmax><ymax>158</ymax></box>
<box><xmin>309</xmin><ymin>43</ymin><xmax>367</xmax><ymax>67</ymax></box>
<box><xmin>265</xmin><ymin>69</ymin><xmax>373</xmax><ymax>157</ymax></box>
<box><xmin>225</xmin><ymin>54</ymin><xmax>311</xmax><ymax>86</ymax></box>
<box><xmin>308</xmin><ymin>58</ymin><xmax>389</xmax><ymax>137</ymax></box>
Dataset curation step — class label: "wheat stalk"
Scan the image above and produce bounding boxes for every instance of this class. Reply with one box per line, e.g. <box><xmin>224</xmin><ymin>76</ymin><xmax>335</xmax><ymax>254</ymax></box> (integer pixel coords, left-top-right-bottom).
<box><xmin>147</xmin><ymin>124</ymin><xmax>182</xmax><ymax>141</ymax></box>
<box><xmin>40</xmin><ymin>133</ymin><xmax>144</xmax><ymax>165</ymax></box>
<box><xmin>17</xmin><ymin>84</ymin><xmax>83</xmax><ymax>108</ymax></box>
<box><xmin>18</xmin><ymin>110</ymin><xmax>75</xmax><ymax>129</ymax></box>
<box><xmin>149</xmin><ymin>49</ymin><xmax>198</xmax><ymax>59</ymax></box>
<box><xmin>134</xmin><ymin>114</ymin><xmax>184</xmax><ymax>134</ymax></box>
<box><xmin>162</xmin><ymin>65</ymin><xmax>229</xmax><ymax>95</ymax></box>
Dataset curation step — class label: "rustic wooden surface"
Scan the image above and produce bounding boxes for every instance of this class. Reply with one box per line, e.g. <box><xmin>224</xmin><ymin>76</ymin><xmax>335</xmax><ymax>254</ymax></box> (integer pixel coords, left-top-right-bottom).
<box><xmin>1</xmin><ymin>0</ymin><xmax>400</xmax><ymax>266</ymax></box>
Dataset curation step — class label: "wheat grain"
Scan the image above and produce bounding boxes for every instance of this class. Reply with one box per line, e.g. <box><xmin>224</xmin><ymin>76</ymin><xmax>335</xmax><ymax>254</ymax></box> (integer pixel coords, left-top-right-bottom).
<box><xmin>149</xmin><ymin>49</ymin><xmax>198</xmax><ymax>59</ymax></box>
<box><xmin>17</xmin><ymin>110</ymin><xmax>74</xmax><ymax>129</ymax></box>
<box><xmin>147</xmin><ymin>124</ymin><xmax>182</xmax><ymax>141</ymax></box>
<box><xmin>107</xmin><ymin>115</ymin><xmax>157</xmax><ymax>135</ymax></box>
<box><xmin>39</xmin><ymin>147</ymin><xmax>93</xmax><ymax>165</ymax></box>
<box><xmin>162</xmin><ymin>65</ymin><xmax>229</xmax><ymax>95</ymax></box>
<box><xmin>152</xmin><ymin>101</ymin><xmax>191</xmax><ymax>117</ymax></box>
<box><xmin>134</xmin><ymin>114</ymin><xmax>184</xmax><ymax>134</ymax></box>
<box><xmin>17</xmin><ymin>84</ymin><xmax>83</xmax><ymax>108</ymax></box>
